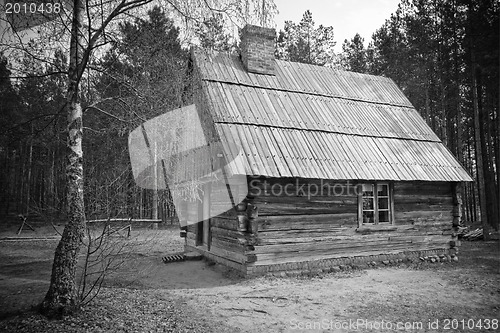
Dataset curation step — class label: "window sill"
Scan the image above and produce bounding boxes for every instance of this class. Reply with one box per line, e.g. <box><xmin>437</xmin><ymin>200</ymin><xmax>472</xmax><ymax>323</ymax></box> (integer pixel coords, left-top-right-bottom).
<box><xmin>356</xmin><ymin>225</ymin><xmax>396</xmax><ymax>234</ymax></box>
<box><xmin>356</xmin><ymin>225</ymin><xmax>417</xmax><ymax>234</ymax></box>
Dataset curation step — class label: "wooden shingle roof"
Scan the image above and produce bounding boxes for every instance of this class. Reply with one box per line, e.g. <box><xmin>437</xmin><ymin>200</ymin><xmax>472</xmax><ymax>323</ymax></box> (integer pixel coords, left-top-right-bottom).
<box><xmin>192</xmin><ymin>48</ymin><xmax>472</xmax><ymax>182</ymax></box>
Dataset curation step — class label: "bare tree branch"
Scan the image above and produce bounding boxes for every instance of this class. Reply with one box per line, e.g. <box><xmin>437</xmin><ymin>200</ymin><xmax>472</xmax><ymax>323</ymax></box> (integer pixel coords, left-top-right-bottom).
<box><xmin>84</xmin><ymin>104</ymin><xmax>131</xmax><ymax>123</ymax></box>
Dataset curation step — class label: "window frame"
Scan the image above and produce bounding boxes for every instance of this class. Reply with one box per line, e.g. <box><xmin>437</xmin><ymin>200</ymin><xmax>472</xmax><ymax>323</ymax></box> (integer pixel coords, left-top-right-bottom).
<box><xmin>357</xmin><ymin>182</ymin><xmax>395</xmax><ymax>227</ymax></box>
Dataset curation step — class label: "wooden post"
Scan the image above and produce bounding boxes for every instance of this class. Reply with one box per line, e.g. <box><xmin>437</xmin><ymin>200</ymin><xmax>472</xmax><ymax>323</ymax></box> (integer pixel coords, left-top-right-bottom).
<box><xmin>247</xmin><ymin>203</ymin><xmax>259</xmax><ymax>235</ymax></box>
<box><xmin>451</xmin><ymin>182</ymin><xmax>462</xmax><ymax>257</ymax></box>
<box><xmin>235</xmin><ymin>201</ymin><xmax>248</xmax><ymax>232</ymax></box>
<box><xmin>357</xmin><ymin>191</ymin><xmax>363</xmax><ymax>228</ymax></box>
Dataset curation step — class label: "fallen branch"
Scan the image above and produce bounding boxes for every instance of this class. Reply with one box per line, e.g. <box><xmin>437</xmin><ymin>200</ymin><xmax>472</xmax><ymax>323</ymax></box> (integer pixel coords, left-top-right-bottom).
<box><xmin>241</xmin><ymin>295</ymin><xmax>288</xmax><ymax>302</ymax></box>
<box><xmin>221</xmin><ymin>307</ymin><xmax>269</xmax><ymax>315</ymax></box>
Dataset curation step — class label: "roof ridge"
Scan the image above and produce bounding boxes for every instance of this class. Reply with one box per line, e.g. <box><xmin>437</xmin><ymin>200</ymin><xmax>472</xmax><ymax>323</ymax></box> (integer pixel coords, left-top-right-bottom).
<box><xmin>193</xmin><ymin>47</ymin><xmax>394</xmax><ymax>83</ymax></box>
<box><xmin>274</xmin><ymin>58</ymin><xmax>394</xmax><ymax>83</ymax></box>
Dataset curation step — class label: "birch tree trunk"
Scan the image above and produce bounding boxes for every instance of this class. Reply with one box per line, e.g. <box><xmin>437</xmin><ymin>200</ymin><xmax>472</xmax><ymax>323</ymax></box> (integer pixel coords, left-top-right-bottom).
<box><xmin>40</xmin><ymin>0</ymin><xmax>86</xmax><ymax>317</ymax></box>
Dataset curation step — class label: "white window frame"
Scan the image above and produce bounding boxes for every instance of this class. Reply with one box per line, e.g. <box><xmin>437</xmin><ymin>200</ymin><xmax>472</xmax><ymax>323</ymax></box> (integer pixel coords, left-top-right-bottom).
<box><xmin>358</xmin><ymin>182</ymin><xmax>394</xmax><ymax>227</ymax></box>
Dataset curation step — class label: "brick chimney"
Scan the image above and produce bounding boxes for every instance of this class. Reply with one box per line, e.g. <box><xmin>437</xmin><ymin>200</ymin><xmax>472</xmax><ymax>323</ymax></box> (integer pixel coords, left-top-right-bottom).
<box><xmin>240</xmin><ymin>24</ymin><xmax>276</xmax><ymax>75</ymax></box>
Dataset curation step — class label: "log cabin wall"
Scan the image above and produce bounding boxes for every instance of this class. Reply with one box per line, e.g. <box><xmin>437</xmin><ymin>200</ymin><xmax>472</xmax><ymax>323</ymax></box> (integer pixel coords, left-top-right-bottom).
<box><xmin>244</xmin><ymin>177</ymin><xmax>456</xmax><ymax>276</ymax></box>
<box><xmin>393</xmin><ymin>181</ymin><xmax>454</xmax><ymax>226</ymax></box>
<box><xmin>184</xmin><ymin>183</ymin><xmax>255</xmax><ymax>274</ymax></box>
<box><xmin>184</xmin><ymin>177</ymin><xmax>459</xmax><ymax>276</ymax></box>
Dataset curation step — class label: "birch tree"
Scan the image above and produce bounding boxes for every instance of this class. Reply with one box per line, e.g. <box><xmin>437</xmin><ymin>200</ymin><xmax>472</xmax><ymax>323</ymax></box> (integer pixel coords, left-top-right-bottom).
<box><xmin>1</xmin><ymin>0</ymin><xmax>276</xmax><ymax>317</ymax></box>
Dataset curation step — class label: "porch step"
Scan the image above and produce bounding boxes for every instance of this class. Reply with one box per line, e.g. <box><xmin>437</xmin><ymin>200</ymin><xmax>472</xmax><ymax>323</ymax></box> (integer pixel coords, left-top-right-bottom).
<box><xmin>184</xmin><ymin>252</ymin><xmax>203</xmax><ymax>261</ymax></box>
<box><xmin>162</xmin><ymin>251</ymin><xmax>203</xmax><ymax>263</ymax></box>
<box><xmin>162</xmin><ymin>253</ymin><xmax>185</xmax><ymax>263</ymax></box>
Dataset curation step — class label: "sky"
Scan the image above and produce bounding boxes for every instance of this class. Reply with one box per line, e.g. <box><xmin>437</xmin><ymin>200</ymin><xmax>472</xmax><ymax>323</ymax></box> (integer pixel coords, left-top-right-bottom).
<box><xmin>272</xmin><ymin>0</ymin><xmax>401</xmax><ymax>52</ymax></box>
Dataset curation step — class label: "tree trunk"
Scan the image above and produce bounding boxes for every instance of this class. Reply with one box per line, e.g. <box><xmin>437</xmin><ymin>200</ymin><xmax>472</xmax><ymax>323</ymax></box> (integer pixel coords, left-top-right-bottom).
<box><xmin>152</xmin><ymin>142</ymin><xmax>158</xmax><ymax>219</ymax></box>
<box><xmin>497</xmin><ymin>99</ymin><xmax>500</xmax><ymax>230</ymax></box>
<box><xmin>476</xmin><ymin>69</ymin><xmax>499</xmax><ymax>231</ymax></box>
<box><xmin>470</xmin><ymin>51</ymin><xmax>490</xmax><ymax>240</ymax></box>
<box><xmin>452</xmin><ymin>15</ymin><xmax>465</xmax><ymax>222</ymax></box>
<box><xmin>40</xmin><ymin>0</ymin><xmax>86</xmax><ymax>317</ymax></box>
<box><xmin>25</xmin><ymin>125</ymin><xmax>33</xmax><ymax>215</ymax></box>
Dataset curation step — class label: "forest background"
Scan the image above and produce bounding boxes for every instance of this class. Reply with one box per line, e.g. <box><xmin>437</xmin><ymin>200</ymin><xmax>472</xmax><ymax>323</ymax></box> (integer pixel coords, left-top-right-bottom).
<box><xmin>0</xmin><ymin>0</ymin><xmax>498</xmax><ymax>232</ymax></box>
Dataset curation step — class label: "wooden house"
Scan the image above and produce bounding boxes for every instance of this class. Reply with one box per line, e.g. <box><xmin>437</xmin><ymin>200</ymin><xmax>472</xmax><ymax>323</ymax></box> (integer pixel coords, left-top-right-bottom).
<box><xmin>179</xmin><ymin>25</ymin><xmax>472</xmax><ymax>276</ymax></box>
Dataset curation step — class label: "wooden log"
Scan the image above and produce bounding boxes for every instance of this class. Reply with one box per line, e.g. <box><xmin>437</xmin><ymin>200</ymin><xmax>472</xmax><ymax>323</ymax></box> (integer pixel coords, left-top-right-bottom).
<box><xmin>393</xmin><ymin>182</ymin><xmax>452</xmax><ymax>196</ymax></box>
<box><xmin>253</xmin><ymin>239</ymin><xmax>402</xmax><ymax>254</ymax></box>
<box><xmin>211</xmin><ymin>226</ymin><xmax>258</xmax><ymax>245</ymax></box>
<box><xmin>256</xmin><ymin>229</ymin><xmax>449</xmax><ymax>246</ymax></box>
<box><xmin>253</xmin><ymin>235</ymin><xmax>449</xmax><ymax>255</ymax></box>
<box><xmin>393</xmin><ymin>195</ymin><xmax>453</xmax><ymax>204</ymax></box>
<box><xmin>254</xmin><ymin>200</ymin><xmax>357</xmax><ymax>216</ymax></box>
<box><xmin>210</xmin><ymin>217</ymin><xmax>238</xmax><ymax>230</ymax></box>
<box><xmin>211</xmin><ymin>237</ymin><xmax>247</xmax><ymax>253</ymax></box>
<box><xmin>208</xmin><ymin>245</ymin><xmax>249</xmax><ymax>264</ymax></box>
<box><xmin>247</xmin><ymin>204</ymin><xmax>259</xmax><ymax>219</ymax></box>
<box><xmin>237</xmin><ymin>215</ymin><xmax>248</xmax><ymax>232</ymax></box>
<box><xmin>249</xmin><ymin>218</ymin><xmax>259</xmax><ymax>234</ymax></box>
<box><xmin>211</xmin><ymin>234</ymin><xmax>250</xmax><ymax>246</ymax></box>
<box><xmin>253</xmin><ymin>195</ymin><xmax>358</xmax><ymax>205</ymax></box>
<box><xmin>257</xmin><ymin>213</ymin><xmax>358</xmax><ymax>231</ymax></box>
<box><xmin>394</xmin><ymin>210</ymin><xmax>453</xmax><ymax>224</ymax></box>
<box><xmin>394</xmin><ymin>203</ymin><xmax>454</xmax><ymax>212</ymax></box>
<box><xmin>235</xmin><ymin>202</ymin><xmax>247</xmax><ymax>212</ymax></box>
<box><xmin>254</xmin><ymin>242</ymin><xmax>449</xmax><ymax>265</ymax></box>
<box><xmin>211</xmin><ymin>226</ymin><xmax>247</xmax><ymax>239</ymax></box>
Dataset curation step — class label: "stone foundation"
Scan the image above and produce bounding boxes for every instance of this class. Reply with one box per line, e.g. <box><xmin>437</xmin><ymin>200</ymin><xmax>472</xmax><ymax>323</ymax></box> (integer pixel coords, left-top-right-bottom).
<box><xmin>246</xmin><ymin>249</ymin><xmax>453</xmax><ymax>276</ymax></box>
<box><xmin>186</xmin><ymin>245</ymin><xmax>455</xmax><ymax>277</ymax></box>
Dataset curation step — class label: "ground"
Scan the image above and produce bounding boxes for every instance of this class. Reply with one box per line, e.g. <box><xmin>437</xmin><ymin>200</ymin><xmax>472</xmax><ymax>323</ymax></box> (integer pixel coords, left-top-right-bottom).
<box><xmin>0</xmin><ymin>220</ymin><xmax>499</xmax><ymax>333</ymax></box>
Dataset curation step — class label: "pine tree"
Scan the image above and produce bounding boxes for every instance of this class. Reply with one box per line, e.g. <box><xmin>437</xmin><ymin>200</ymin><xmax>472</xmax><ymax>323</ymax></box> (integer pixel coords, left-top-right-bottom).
<box><xmin>196</xmin><ymin>13</ymin><xmax>236</xmax><ymax>52</ymax></box>
<box><xmin>340</xmin><ymin>33</ymin><xmax>367</xmax><ymax>73</ymax></box>
<box><xmin>275</xmin><ymin>10</ymin><xmax>336</xmax><ymax>66</ymax></box>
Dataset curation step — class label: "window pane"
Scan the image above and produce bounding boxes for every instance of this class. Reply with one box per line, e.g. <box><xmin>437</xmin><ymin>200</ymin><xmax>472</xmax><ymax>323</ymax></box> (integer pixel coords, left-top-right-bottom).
<box><xmin>363</xmin><ymin>211</ymin><xmax>374</xmax><ymax>224</ymax></box>
<box><xmin>362</xmin><ymin>184</ymin><xmax>374</xmax><ymax>196</ymax></box>
<box><xmin>378</xmin><ymin>198</ymin><xmax>389</xmax><ymax>210</ymax></box>
<box><xmin>379</xmin><ymin>210</ymin><xmax>390</xmax><ymax>223</ymax></box>
<box><xmin>363</xmin><ymin>197</ymin><xmax>374</xmax><ymax>210</ymax></box>
<box><xmin>377</xmin><ymin>184</ymin><xmax>388</xmax><ymax>196</ymax></box>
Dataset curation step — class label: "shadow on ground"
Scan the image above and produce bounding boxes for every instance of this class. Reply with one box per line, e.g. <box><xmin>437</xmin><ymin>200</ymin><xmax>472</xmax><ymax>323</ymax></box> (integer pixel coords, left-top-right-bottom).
<box><xmin>0</xmin><ymin>223</ymin><xmax>240</xmax><ymax>319</ymax></box>
<box><xmin>105</xmin><ymin>253</ymin><xmax>243</xmax><ymax>290</ymax></box>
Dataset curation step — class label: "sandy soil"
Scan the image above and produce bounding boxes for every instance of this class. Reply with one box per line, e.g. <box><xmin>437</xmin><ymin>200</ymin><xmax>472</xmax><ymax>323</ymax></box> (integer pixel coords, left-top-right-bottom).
<box><xmin>0</xmin><ymin>222</ymin><xmax>499</xmax><ymax>332</ymax></box>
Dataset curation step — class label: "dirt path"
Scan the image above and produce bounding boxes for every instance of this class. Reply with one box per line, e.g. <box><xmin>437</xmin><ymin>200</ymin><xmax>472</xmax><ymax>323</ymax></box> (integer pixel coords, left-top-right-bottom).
<box><xmin>166</xmin><ymin>267</ymin><xmax>498</xmax><ymax>333</ymax></box>
<box><xmin>0</xmin><ymin>225</ymin><xmax>498</xmax><ymax>332</ymax></box>
<box><xmin>105</xmin><ymin>237</ymin><xmax>499</xmax><ymax>333</ymax></box>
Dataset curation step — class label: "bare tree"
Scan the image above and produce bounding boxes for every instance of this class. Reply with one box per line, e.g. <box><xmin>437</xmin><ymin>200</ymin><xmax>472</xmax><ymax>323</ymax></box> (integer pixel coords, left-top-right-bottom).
<box><xmin>1</xmin><ymin>0</ymin><xmax>276</xmax><ymax>317</ymax></box>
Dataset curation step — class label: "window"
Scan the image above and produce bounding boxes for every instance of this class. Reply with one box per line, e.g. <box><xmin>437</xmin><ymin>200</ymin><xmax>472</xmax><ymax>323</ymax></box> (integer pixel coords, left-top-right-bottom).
<box><xmin>359</xmin><ymin>183</ymin><xmax>393</xmax><ymax>225</ymax></box>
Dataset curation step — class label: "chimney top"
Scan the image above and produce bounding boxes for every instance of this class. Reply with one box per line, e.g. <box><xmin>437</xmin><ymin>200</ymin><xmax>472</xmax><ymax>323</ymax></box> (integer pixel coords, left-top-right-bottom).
<box><xmin>240</xmin><ymin>24</ymin><xmax>276</xmax><ymax>75</ymax></box>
